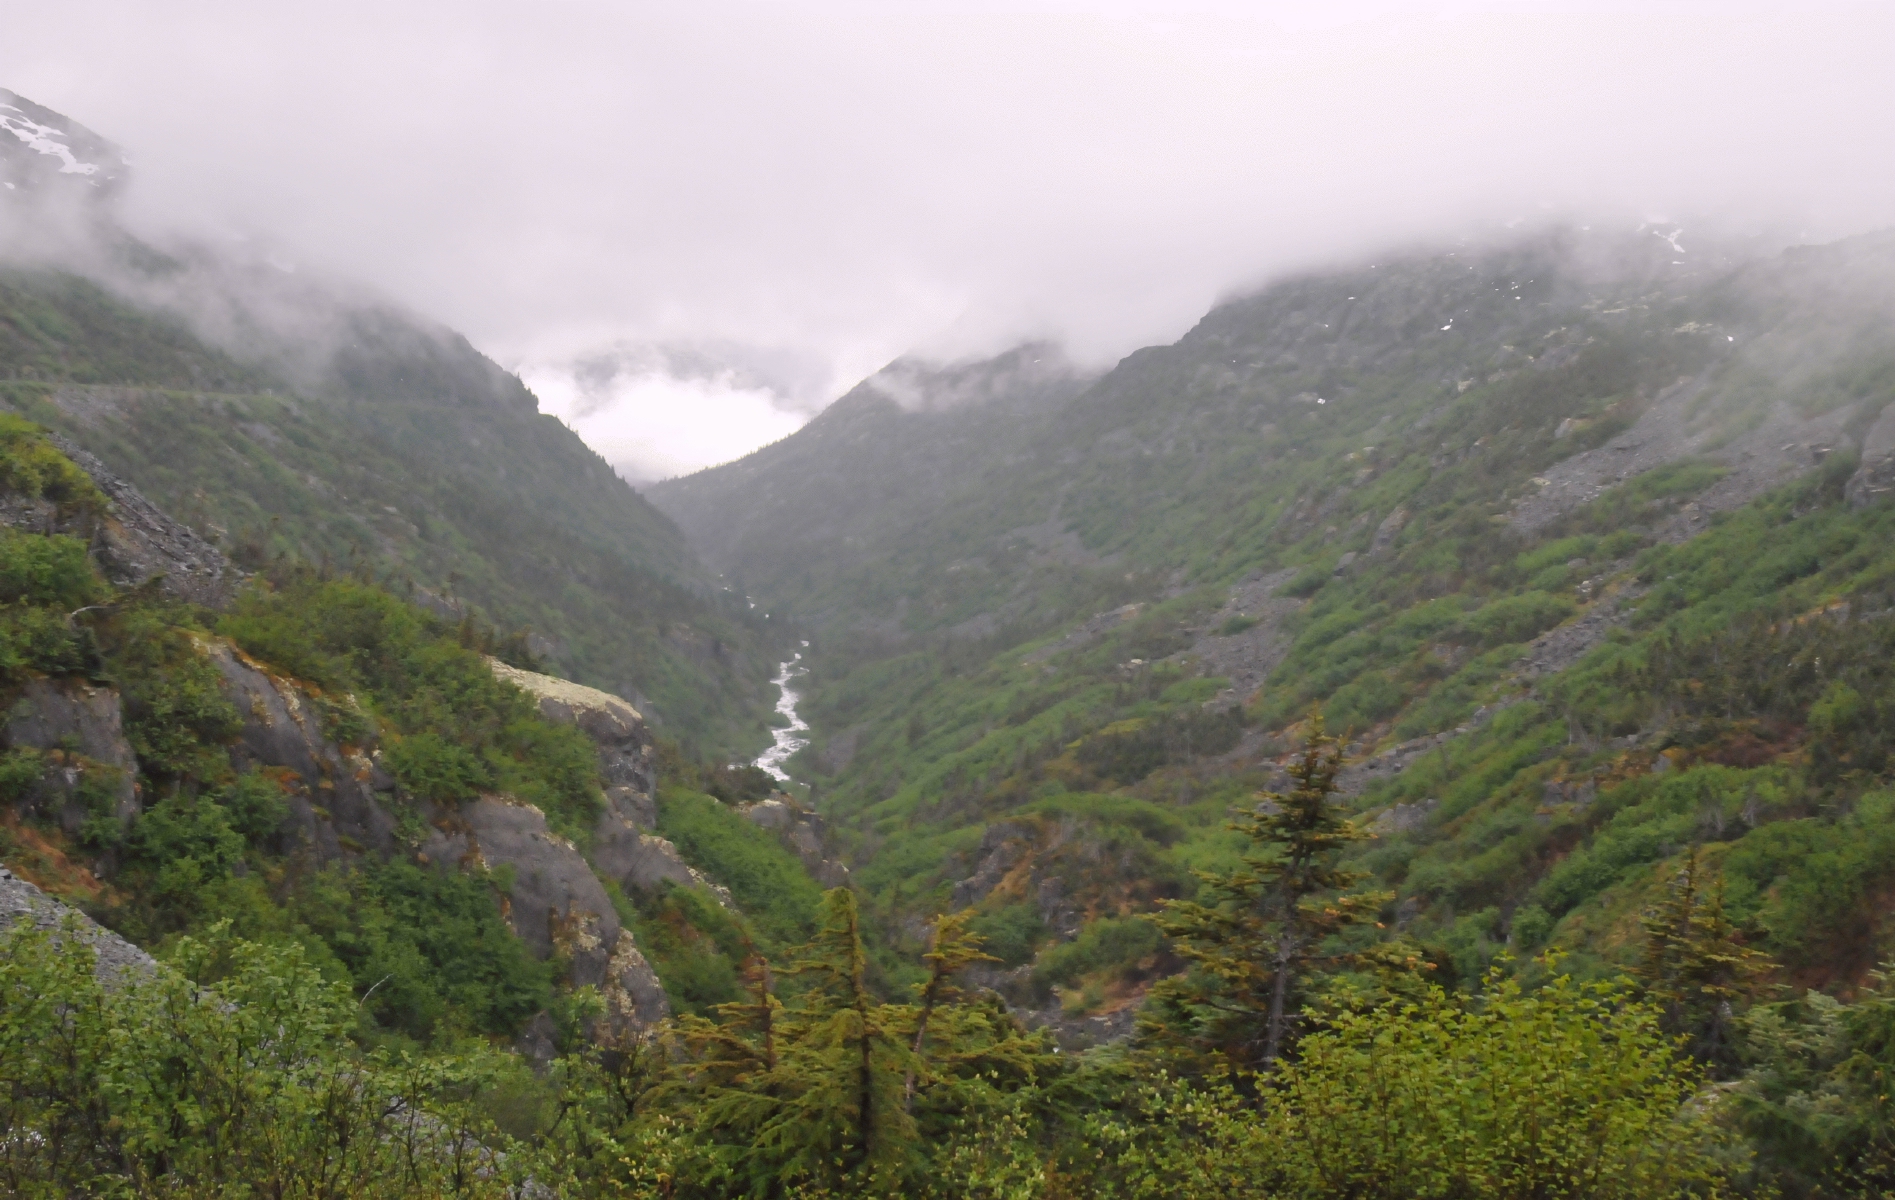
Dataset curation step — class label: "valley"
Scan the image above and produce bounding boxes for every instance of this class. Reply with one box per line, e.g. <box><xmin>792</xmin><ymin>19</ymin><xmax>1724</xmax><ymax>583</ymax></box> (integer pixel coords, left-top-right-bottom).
<box><xmin>7</xmin><ymin>79</ymin><xmax>1895</xmax><ymax>1196</ymax></box>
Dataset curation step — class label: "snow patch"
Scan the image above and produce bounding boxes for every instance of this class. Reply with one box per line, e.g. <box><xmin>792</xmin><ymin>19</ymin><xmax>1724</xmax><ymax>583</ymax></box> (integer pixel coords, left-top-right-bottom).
<box><xmin>0</xmin><ymin>103</ymin><xmax>101</xmax><ymax>177</ymax></box>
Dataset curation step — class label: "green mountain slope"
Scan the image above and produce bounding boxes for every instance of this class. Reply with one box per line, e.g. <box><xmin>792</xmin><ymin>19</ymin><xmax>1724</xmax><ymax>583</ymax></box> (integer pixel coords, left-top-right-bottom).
<box><xmin>655</xmin><ymin>228</ymin><xmax>1895</xmax><ymax>1014</ymax></box>
<box><xmin>0</xmin><ymin>262</ymin><xmax>776</xmax><ymax>755</ymax></box>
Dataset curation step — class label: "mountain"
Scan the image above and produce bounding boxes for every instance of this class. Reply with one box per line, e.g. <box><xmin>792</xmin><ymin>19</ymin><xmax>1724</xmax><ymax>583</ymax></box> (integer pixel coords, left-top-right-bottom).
<box><xmin>652</xmin><ymin>225</ymin><xmax>1895</xmax><ymax>1029</ymax></box>
<box><xmin>652</xmin><ymin>341</ymin><xmax>1098</xmax><ymax>602</ymax></box>
<box><xmin>0</xmin><ymin>87</ymin><xmax>129</xmax><ymax>201</ymax></box>
<box><xmin>0</xmin><ymin>91</ymin><xmax>779</xmax><ymax>756</ymax></box>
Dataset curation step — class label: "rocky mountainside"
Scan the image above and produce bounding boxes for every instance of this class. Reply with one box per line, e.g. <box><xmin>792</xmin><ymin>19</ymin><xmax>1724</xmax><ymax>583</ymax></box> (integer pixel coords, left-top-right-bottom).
<box><xmin>654</xmin><ymin>225</ymin><xmax>1895</xmax><ymax>1032</ymax></box>
<box><xmin>0</xmin><ymin>89</ymin><xmax>778</xmax><ymax>757</ymax></box>
<box><xmin>0</xmin><ymin>420</ymin><xmax>832</xmax><ymax>1052</ymax></box>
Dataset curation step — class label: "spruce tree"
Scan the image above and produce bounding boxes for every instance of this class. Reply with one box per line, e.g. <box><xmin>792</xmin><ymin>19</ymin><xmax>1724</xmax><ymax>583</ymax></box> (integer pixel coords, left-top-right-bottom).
<box><xmin>1636</xmin><ymin>845</ymin><xmax>1774</xmax><ymax>1071</ymax></box>
<box><xmin>904</xmin><ymin>909</ymin><xmax>998</xmax><ymax>1109</ymax></box>
<box><xmin>1144</xmin><ymin>713</ymin><xmax>1392</xmax><ymax>1073</ymax></box>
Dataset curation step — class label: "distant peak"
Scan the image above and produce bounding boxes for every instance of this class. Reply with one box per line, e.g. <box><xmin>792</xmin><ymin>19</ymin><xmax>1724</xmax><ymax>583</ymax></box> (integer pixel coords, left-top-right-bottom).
<box><xmin>861</xmin><ymin>342</ymin><xmax>1096</xmax><ymax>415</ymax></box>
<box><xmin>0</xmin><ymin>88</ymin><xmax>129</xmax><ymax>201</ymax></box>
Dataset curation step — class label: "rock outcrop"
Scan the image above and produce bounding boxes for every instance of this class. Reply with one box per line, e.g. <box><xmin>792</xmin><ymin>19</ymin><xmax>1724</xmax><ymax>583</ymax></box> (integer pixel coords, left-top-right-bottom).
<box><xmin>488</xmin><ymin>660</ymin><xmax>655</xmax><ymax>796</ymax></box>
<box><xmin>420</xmin><ymin>795</ymin><xmax>669</xmax><ymax>1036</ymax></box>
<box><xmin>205</xmin><ymin>638</ymin><xmax>399</xmax><ymax>862</ymax></box>
<box><xmin>0</xmin><ymin>431</ymin><xmax>234</xmax><ymax>610</ymax></box>
<box><xmin>1848</xmin><ymin>404</ymin><xmax>1895</xmax><ymax>508</ymax></box>
<box><xmin>51</xmin><ymin>436</ymin><xmax>236</xmax><ymax>608</ymax></box>
<box><xmin>1508</xmin><ymin>375</ymin><xmax>1858</xmax><ymax>538</ymax></box>
<box><xmin>486</xmin><ymin>658</ymin><xmax>730</xmax><ymax>906</ymax></box>
<box><xmin>589</xmin><ymin>794</ymin><xmax>733</xmax><ymax>906</ymax></box>
<box><xmin>743</xmin><ymin>795</ymin><xmax>850</xmax><ymax>887</ymax></box>
<box><xmin>0</xmin><ymin>864</ymin><xmax>155</xmax><ymax>986</ymax></box>
<box><xmin>3</xmin><ymin>676</ymin><xmax>139</xmax><ymax>834</ymax></box>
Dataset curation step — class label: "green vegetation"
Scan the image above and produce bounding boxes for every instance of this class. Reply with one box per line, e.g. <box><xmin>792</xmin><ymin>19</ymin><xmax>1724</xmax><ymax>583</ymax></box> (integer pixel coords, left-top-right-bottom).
<box><xmin>1147</xmin><ymin>719</ymin><xmax>1394</xmax><ymax>1071</ymax></box>
<box><xmin>654</xmin><ymin>786</ymin><xmax>825</xmax><ymax>946</ymax></box>
<box><xmin>0</xmin><ymin>266</ymin><xmax>779</xmax><ymax>758</ymax></box>
<box><xmin>0</xmin><ymin>418</ymin><xmax>602</xmax><ymax>1047</ymax></box>
<box><xmin>17</xmin><ymin>221</ymin><xmax>1895</xmax><ymax>1193</ymax></box>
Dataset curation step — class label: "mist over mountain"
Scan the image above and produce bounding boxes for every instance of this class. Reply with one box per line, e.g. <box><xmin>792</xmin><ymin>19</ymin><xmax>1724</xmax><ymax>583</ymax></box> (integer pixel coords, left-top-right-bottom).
<box><xmin>651</xmin><ymin>342</ymin><xmax>1098</xmax><ymax>574</ymax></box>
<box><xmin>0</xmin><ymin>88</ymin><xmax>780</xmax><ymax>753</ymax></box>
<box><xmin>653</xmin><ymin>220</ymin><xmax>1895</xmax><ymax>1062</ymax></box>
<box><xmin>10</xmin><ymin>16</ymin><xmax>1895</xmax><ymax>1189</ymax></box>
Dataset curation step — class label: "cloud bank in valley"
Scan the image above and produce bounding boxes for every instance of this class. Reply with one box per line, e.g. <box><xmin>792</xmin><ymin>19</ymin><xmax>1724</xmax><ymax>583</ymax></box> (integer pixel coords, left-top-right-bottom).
<box><xmin>4</xmin><ymin>1</ymin><xmax>1894</xmax><ymax>475</ymax></box>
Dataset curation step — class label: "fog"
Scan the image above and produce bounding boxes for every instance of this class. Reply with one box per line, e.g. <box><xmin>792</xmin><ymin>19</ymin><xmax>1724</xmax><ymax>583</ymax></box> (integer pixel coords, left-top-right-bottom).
<box><xmin>5</xmin><ymin>1</ymin><xmax>1895</xmax><ymax>477</ymax></box>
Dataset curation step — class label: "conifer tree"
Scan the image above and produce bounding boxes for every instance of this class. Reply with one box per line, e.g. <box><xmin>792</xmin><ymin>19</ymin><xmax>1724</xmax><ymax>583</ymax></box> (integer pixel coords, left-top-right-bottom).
<box><xmin>775</xmin><ymin>887</ymin><xmax>907</xmax><ymax>1181</ymax></box>
<box><xmin>905</xmin><ymin>909</ymin><xmax>999</xmax><ymax>1109</ymax></box>
<box><xmin>1636</xmin><ymin>845</ymin><xmax>1775</xmax><ymax>1071</ymax></box>
<box><xmin>1145</xmin><ymin>713</ymin><xmax>1392</xmax><ymax>1073</ymax></box>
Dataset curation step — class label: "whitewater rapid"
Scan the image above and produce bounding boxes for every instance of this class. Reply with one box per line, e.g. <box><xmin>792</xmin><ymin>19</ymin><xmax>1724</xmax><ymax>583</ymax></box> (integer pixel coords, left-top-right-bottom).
<box><xmin>754</xmin><ymin>643</ymin><xmax>811</xmax><ymax>781</ymax></box>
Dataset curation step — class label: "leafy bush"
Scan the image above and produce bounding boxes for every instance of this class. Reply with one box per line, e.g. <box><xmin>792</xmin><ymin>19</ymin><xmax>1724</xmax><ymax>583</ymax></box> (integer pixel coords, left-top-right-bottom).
<box><xmin>386</xmin><ymin>731</ymin><xmax>492</xmax><ymax>803</ymax></box>
<box><xmin>0</xmin><ymin>920</ymin><xmax>524</xmax><ymax>1196</ymax></box>
<box><xmin>222</xmin><ymin>575</ymin><xmax>603</xmax><ymax>837</ymax></box>
<box><xmin>0</xmin><ymin>530</ymin><xmax>101</xmax><ymax>609</ymax></box>
<box><xmin>1459</xmin><ymin>590</ymin><xmax>1575</xmax><ymax>647</ymax></box>
<box><xmin>0</xmin><ymin>412</ymin><xmax>105</xmax><ymax>512</ymax></box>
<box><xmin>969</xmin><ymin>902</ymin><xmax>1047</xmax><ymax>967</ymax></box>
<box><xmin>0</xmin><ymin>601</ymin><xmax>91</xmax><ymax>681</ymax></box>
<box><xmin>1037</xmin><ymin>916</ymin><xmax>1162</xmax><ymax>989</ymax></box>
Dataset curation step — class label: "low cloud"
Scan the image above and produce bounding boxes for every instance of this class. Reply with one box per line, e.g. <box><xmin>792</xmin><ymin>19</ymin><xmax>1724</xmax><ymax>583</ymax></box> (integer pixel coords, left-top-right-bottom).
<box><xmin>5</xmin><ymin>2</ymin><xmax>1894</xmax><ymax>469</ymax></box>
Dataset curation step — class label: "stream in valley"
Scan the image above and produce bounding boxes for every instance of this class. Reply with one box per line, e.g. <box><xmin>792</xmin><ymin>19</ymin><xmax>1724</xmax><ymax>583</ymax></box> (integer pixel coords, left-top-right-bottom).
<box><xmin>754</xmin><ymin>641</ymin><xmax>811</xmax><ymax>780</ymax></box>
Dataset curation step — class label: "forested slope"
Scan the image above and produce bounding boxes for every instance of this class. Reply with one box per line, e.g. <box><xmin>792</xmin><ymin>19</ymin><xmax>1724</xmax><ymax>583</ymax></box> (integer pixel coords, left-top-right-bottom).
<box><xmin>0</xmin><ymin>262</ymin><xmax>777</xmax><ymax>756</ymax></box>
<box><xmin>661</xmin><ymin>227</ymin><xmax>1895</xmax><ymax>1016</ymax></box>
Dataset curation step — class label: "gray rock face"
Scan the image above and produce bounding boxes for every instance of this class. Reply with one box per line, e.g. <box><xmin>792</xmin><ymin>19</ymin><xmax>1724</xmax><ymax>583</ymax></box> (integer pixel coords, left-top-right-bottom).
<box><xmin>950</xmin><ymin>821</ymin><xmax>1029</xmax><ymax>910</ymax></box>
<box><xmin>4</xmin><ymin>676</ymin><xmax>139</xmax><ymax>832</ymax></box>
<box><xmin>420</xmin><ymin>795</ymin><xmax>669</xmax><ymax>1035</ymax></box>
<box><xmin>742</xmin><ymin>796</ymin><xmax>850</xmax><ymax>887</ymax></box>
<box><xmin>488</xmin><ymin>661</ymin><xmax>655</xmax><ymax>795</ymax></box>
<box><xmin>1168</xmin><ymin>568</ymin><xmax>1304</xmax><ymax>707</ymax></box>
<box><xmin>424</xmin><ymin>797</ymin><xmax>616</xmax><ymax>965</ymax></box>
<box><xmin>1371</xmin><ymin>798</ymin><xmax>1439</xmax><ymax>836</ymax></box>
<box><xmin>204</xmin><ymin>639</ymin><xmax>398</xmax><ymax>862</ymax></box>
<box><xmin>1848</xmin><ymin>404</ymin><xmax>1895</xmax><ymax>508</ymax></box>
<box><xmin>50</xmin><ymin>436</ymin><xmax>236</xmax><ymax>609</ymax></box>
<box><xmin>1369</xmin><ymin>507</ymin><xmax>1408</xmax><ymax>556</ymax></box>
<box><xmin>0</xmin><ymin>429</ymin><xmax>232</xmax><ymax>610</ymax></box>
<box><xmin>591</xmin><ymin>788</ymin><xmax>736</xmax><ymax>908</ymax></box>
<box><xmin>0</xmin><ymin>865</ymin><xmax>154</xmax><ymax>986</ymax></box>
<box><xmin>1508</xmin><ymin>374</ymin><xmax>1858</xmax><ymax>538</ymax></box>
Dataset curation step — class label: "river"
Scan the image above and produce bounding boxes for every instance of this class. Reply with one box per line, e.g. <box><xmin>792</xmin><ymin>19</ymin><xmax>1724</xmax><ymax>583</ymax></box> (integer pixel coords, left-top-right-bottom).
<box><xmin>754</xmin><ymin>641</ymin><xmax>811</xmax><ymax>781</ymax></box>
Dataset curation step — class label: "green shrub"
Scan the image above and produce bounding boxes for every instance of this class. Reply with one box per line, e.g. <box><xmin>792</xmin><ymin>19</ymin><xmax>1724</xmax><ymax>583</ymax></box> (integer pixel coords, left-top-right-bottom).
<box><xmin>1038</xmin><ymin>915</ymin><xmax>1162</xmax><ymax>989</ymax></box>
<box><xmin>0</xmin><ymin>413</ymin><xmax>106</xmax><ymax>512</ymax></box>
<box><xmin>1460</xmin><ymin>591</ymin><xmax>1575</xmax><ymax>648</ymax></box>
<box><xmin>386</xmin><ymin>731</ymin><xmax>491</xmax><ymax>804</ymax></box>
<box><xmin>969</xmin><ymin>902</ymin><xmax>1047</xmax><ymax>967</ymax></box>
<box><xmin>655</xmin><ymin>787</ymin><xmax>822</xmax><ymax>947</ymax></box>
<box><xmin>0</xmin><ymin>530</ymin><xmax>102</xmax><ymax>609</ymax></box>
<box><xmin>0</xmin><ymin>602</ymin><xmax>91</xmax><ymax>680</ymax></box>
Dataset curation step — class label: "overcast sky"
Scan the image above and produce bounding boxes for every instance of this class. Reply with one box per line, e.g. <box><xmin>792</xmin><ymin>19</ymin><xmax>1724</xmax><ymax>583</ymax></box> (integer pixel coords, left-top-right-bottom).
<box><xmin>6</xmin><ymin>1</ymin><xmax>1895</xmax><ymax>478</ymax></box>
